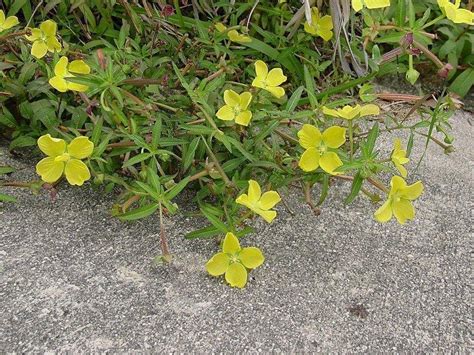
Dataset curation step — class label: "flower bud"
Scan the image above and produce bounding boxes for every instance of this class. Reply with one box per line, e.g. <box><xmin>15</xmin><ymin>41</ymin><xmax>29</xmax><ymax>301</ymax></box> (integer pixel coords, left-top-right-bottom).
<box><xmin>406</xmin><ymin>68</ymin><xmax>420</xmax><ymax>85</ymax></box>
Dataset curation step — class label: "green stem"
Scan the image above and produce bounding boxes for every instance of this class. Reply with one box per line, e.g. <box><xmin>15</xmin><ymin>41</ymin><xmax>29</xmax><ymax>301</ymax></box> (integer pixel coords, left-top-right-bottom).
<box><xmin>421</xmin><ymin>14</ymin><xmax>445</xmax><ymax>29</ymax></box>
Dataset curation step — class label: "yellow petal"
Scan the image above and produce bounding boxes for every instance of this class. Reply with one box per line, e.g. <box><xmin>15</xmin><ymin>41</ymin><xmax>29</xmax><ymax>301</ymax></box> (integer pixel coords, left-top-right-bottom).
<box><xmin>235</xmin><ymin>111</ymin><xmax>252</xmax><ymax>126</ymax></box>
<box><xmin>40</xmin><ymin>20</ymin><xmax>57</xmax><ymax>37</ymax></box>
<box><xmin>395</xmin><ymin>162</ymin><xmax>408</xmax><ymax>178</ymax></box>
<box><xmin>298</xmin><ymin>124</ymin><xmax>322</xmax><ymax>149</ymax></box>
<box><xmin>322</xmin><ymin>126</ymin><xmax>346</xmax><ymax>148</ymax></box>
<box><xmin>390</xmin><ymin>175</ymin><xmax>407</xmax><ymax>193</ymax></box>
<box><xmin>340</xmin><ymin>105</ymin><xmax>361</xmax><ymax>120</ymax></box>
<box><xmin>239</xmin><ymin>247</ymin><xmax>264</xmax><ymax>269</ymax></box>
<box><xmin>235</xmin><ymin>194</ymin><xmax>252</xmax><ymax>209</ymax></box>
<box><xmin>215</xmin><ymin>22</ymin><xmax>227</xmax><ymax>33</ymax></box>
<box><xmin>317</xmin><ymin>28</ymin><xmax>333</xmax><ymax>41</ymax></box>
<box><xmin>265</xmin><ymin>86</ymin><xmax>285</xmax><ymax>99</ymax></box>
<box><xmin>254</xmin><ymin>60</ymin><xmax>268</xmax><ymax>80</ymax></box>
<box><xmin>266</xmin><ymin>68</ymin><xmax>287</xmax><ymax>87</ymax></box>
<box><xmin>216</xmin><ymin>105</ymin><xmax>235</xmax><ymax>121</ymax></box>
<box><xmin>392</xmin><ymin>199</ymin><xmax>415</xmax><ymax>224</ymax></box>
<box><xmin>66</xmin><ymin>81</ymin><xmax>89</xmax><ymax>93</ymax></box>
<box><xmin>374</xmin><ymin>199</ymin><xmax>392</xmax><ymax>222</ymax></box>
<box><xmin>0</xmin><ymin>10</ymin><xmax>4</xmax><ymax>24</ymax></box>
<box><xmin>37</xmin><ymin>134</ymin><xmax>66</xmax><ymax>157</ymax></box>
<box><xmin>322</xmin><ymin>106</ymin><xmax>341</xmax><ymax>118</ymax></box>
<box><xmin>454</xmin><ymin>8</ymin><xmax>474</xmax><ymax>24</ymax></box>
<box><xmin>225</xmin><ymin>262</ymin><xmax>247</xmax><ymax>288</ymax></box>
<box><xmin>36</xmin><ymin>157</ymin><xmax>64</xmax><ymax>183</ymax></box>
<box><xmin>31</xmin><ymin>40</ymin><xmax>48</xmax><ymax>59</ymax></box>
<box><xmin>67</xmin><ymin>136</ymin><xmax>94</xmax><ymax>159</ymax></box>
<box><xmin>49</xmin><ymin>76</ymin><xmax>68</xmax><ymax>92</ymax></box>
<box><xmin>319</xmin><ymin>15</ymin><xmax>334</xmax><ymax>30</ymax></box>
<box><xmin>319</xmin><ymin>151</ymin><xmax>343</xmax><ymax>175</ymax></box>
<box><xmin>239</xmin><ymin>92</ymin><xmax>252</xmax><ymax>110</ymax></box>
<box><xmin>2</xmin><ymin>15</ymin><xmax>19</xmax><ymax>30</ymax></box>
<box><xmin>206</xmin><ymin>252</ymin><xmax>230</xmax><ymax>276</ymax></box>
<box><xmin>364</xmin><ymin>0</ymin><xmax>391</xmax><ymax>9</ymax></box>
<box><xmin>25</xmin><ymin>28</ymin><xmax>42</xmax><ymax>42</ymax></box>
<box><xmin>259</xmin><ymin>191</ymin><xmax>281</xmax><ymax>210</ymax></box>
<box><xmin>304</xmin><ymin>21</ymin><xmax>317</xmax><ymax>35</ymax></box>
<box><xmin>247</xmin><ymin>180</ymin><xmax>261</xmax><ymax>202</ymax></box>
<box><xmin>54</xmin><ymin>57</ymin><xmax>68</xmax><ymax>77</ymax></box>
<box><xmin>401</xmin><ymin>181</ymin><xmax>423</xmax><ymax>200</ymax></box>
<box><xmin>255</xmin><ymin>209</ymin><xmax>277</xmax><ymax>223</ymax></box>
<box><xmin>352</xmin><ymin>0</ymin><xmax>363</xmax><ymax>11</ymax></box>
<box><xmin>69</xmin><ymin>60</ymin><xmax>91</xmax><ymax>74</ymax></box>
<box><xmin>359</xmin><ymin>104</ymin><xmax>380</xmax><ymax>117</ymax></box>
<box><xmin>223</xmin><ymin>232</ymin><xmax>241</xmax><ymax>254</ymax></box>
<box><xmin>299</xmin><ymin>147</ymin><xmax>320</xmax><ymax>172</ymax></box>
<box><xmin>64</xmin><ymin>159</ymin><xmax>91</xmax><ymax>186</ymax></box>
<box><xmin>46</xmin><ymin>36</ymin><xmax>61</xmax><ymax>52</ymax></box>
<box><xmin>227</xmin><ymin>30</ymin><xmax>251</xmax><ymax>43</ymax></box>
<box><xmin>223</xmin><ymin>89</ymin><xmax>240</xmax><ymax>107</ymax></box>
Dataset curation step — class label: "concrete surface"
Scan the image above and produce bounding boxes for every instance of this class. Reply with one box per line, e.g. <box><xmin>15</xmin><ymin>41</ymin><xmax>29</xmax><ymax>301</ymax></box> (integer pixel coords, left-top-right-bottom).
<box><xmin>0</xmin><ymin>110</ymin><xmax>472</xmax><ymax>352</ymax></box>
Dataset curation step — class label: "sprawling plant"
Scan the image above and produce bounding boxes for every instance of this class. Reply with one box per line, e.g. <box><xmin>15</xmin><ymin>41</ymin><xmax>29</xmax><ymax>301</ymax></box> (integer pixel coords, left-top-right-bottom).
<box><xmin>1</xmin><ymin>1</ymin><xmax>471</xmax><ymax>288</ymax></box>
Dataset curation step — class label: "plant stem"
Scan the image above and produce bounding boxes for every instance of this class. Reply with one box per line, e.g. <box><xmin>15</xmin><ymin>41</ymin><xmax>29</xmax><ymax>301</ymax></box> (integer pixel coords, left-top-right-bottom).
<box><xmin>348</xmin><ymin>120</ymin><xmax>354</xmax><ymax>161</ymax></box>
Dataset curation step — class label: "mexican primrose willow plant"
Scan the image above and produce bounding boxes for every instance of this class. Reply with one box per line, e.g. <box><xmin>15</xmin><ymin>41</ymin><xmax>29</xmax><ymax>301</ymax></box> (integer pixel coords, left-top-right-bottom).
<box><xmin>0</xmin><ymin>0</ymin><xmax>467</xmax><ymax>288</ymax></box>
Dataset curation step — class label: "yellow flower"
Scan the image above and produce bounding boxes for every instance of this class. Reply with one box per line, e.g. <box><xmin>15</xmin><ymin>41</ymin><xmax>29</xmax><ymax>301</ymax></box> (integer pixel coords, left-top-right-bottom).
<box><xmin>303</xmin><ymin>8</ymin><xmax>334</xmax><ymax>41</ymax></box>
<box><xmin>297</xmin><ymin>124</ymin><xmax>346</xmax><ymax>175</ymax></box>
<box><xmin>437</xmin><ymin>0</ymin><xmax>474</xmax><ymax>25</ymax></box>
<box><xmin>49</xmin><ymin>56</ymin><xmax>91</xmax><ymax>93</ymax></box>
<box><xmin>36</xmin><ymin>134</ymin><xmax>94</xmax><ymax>186</ymax></box>
<box><xmin>227</xmin><ymin>29</ymin><xmax>251</xmax><ymax>43</ymax></box>
<box><xmin>236</xmin><ymin>180</ymin><xmax>281</xmax><ymax>223</ymax></box>
<box><xmin>206</xmin><ymin>232</ymin><xmax>264</xmax><ymax>288</ymax></box>
<box><xmin>251</xmin><ymin>60</ymin><xmax>287</xmax><ymax>99</ymax></box>
<box><xmin>216</xmin><ymin>90</ymin><xmax>253</xmax><ymax>126</ymax></box>
<box><xmin>374</xmin><ymin>176</ymin><xmax>423</xmax><ymax>224</ymax></box>
<box><xmin>215</xmin><ymin>22</ymin><xmax>227</xmax><ymax>33</ymax></box>
<box><xmin>352</xmin><ymin>0</ymin><xmax>391</xmax><ymax>12</ymax></box>
<box><xmin>322</xmin><ymin>104</ymin><xmax>380</xmax><ymax>120</ymax></box>
<box><xmin>391</xmin><ymin>138</ymin><xmax>409</xmax><ymax>178</ymax></box>
<box><xmin>25</xmin><ymin>20</ymin><xmax>62</xmax><ymax>59</ymax></box>
<box><xmin>0</xmin><ymin>10</ymin><xmax>19</xmax><ymax>32</ymax></box>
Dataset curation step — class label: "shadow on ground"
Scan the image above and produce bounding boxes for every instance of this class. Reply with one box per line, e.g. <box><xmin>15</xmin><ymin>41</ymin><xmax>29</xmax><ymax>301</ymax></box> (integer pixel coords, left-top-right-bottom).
<box><xmin>0</xmin><ymin>111</ymin><xmax>472</xmax><ymax>352</ymax></box>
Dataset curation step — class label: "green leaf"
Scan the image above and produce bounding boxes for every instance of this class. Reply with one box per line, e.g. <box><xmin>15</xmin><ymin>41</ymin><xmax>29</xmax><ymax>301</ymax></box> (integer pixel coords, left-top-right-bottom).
<box><xmin>345</xmin><ymin>173</ymin><xmax>364</xmax><ymax>204</ymax></box>
<box><xmin>286</xmin><ymin>86</ymin><xmax>304</xmax><ymax>112</ymax></box>
<box><xmin>165</xmin><ymin>177</ymin><xmax>190</xmax><ymax>200</ymax></box>
<box><xmin>9</xmin><ymin>136</ymin><xmax>37</xmax><ymax>151</ymax></box>
<box><xmin>449</xmin><ymin>68</ymin><xmax>474</xmax><ymax>98</ymax></box>
<box><xmin>200</xmin><ymin>204</ymin><xmax>228</xmax><ymax>233</ymax></box>
<box><xmin>118</xmin><ymin>203</ymin><xmax>159</xmax><ymax>221</ymax></box>
<box><xmin>183</xmin><ymin>137</ymin><xmax>200</xmax><ymax>172</ymax></box>
<box><xmin>122</xmin><ymin>153</ymin><xmax>152</xmax><ymax>168</ymax></box>
<box><xmin>185</xmin><ymin>225</ymin><xmax>222</xmax><ymax>240</ymax></box>
<box><xmin>304</xmin><ymin>65</ymin><xmax>318</xmax><ymax>108</ymax></box>
<box><xmin>0</xmin><ymin>166</ymin><xmax>15</xmax><ymax>175</ymax></box>
<box><xmin>0</xmin><ymin>193</ymin><xmax>17</xmax><ymax>203</ymax></box>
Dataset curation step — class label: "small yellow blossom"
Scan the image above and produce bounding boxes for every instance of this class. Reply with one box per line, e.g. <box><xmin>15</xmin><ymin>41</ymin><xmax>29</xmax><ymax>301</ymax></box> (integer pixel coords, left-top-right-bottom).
<box><xmin>215</xmin><ymin>22</ymin><xmax>227</xmax><ymax>33</ymax></box>
<box><xmin>216</xmin><ymin>90</ymin><xmax>253</xmax><ymax>126</ymax></box>
<box><xmin>206</xmin><ymin>232</ymin><xmax>264</xmax><ymax>288</ymax></box>
<box><xmin>251</xmin><ymin>60</ymin><xmax>287</xmax><ymax>99</ymax></box>
<box><xmin>352</xmin><ymin>0</ymin><xmax>391</xmax><ymax>12</ymax></box>
<box><xmin>25</xmin><ymin>20</ymin><xmax>61</xmax><ymax>59</ymax></box>
<box><xmin>374</xmin><ymin>176</ymin><xmax>423</xmax><ymax>224</ymax></box>
<box><xmin>227</xmin><ymin>29</ymin><xmax>252</xmax><ymax>43</ymax></box>
<box><xmin>391</xmin><ymin>138</ymin><xmax>409</xmax><ymax>178</ymax></box>
<box><xmin>304</xmin><ymin>8</ymin><xmax>334</xmax><ymax>41</ymax></box>
<box><xmin>49</xmin><ymin>56</ymin><xmax>91</xmax><ymax>93</ymax></box>
<box><xmin>236</xmin><ymin>180</ymin><xmax>281</xmax><ymax>223</ymax></box>
<box><xmin>36</xmin><ymin>134</ymin><xmax>94</xmax><ymax>186</ymax></box>
<box><xmin>0</xmin><ymin>10</ymin><xmax>19</xmax><ymax>32</ymax></box>
<box><xmin>322</xmin><ymin>104</ymin><xmax>380</xmax><ymax>120</ymax></box>
<box><xmin>298</xmin><ymin>124</ymin><xmax>346</xmax><ymax>175</ymax></box>
<box><xmin>437</xmin><ymin>0</ymin><xmax>474</xmax><ymax>25</ymax></box>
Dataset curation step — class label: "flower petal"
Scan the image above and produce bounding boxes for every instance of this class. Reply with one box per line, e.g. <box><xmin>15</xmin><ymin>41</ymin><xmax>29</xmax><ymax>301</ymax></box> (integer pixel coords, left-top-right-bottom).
<box><xmin>235</xmin><ymin>111</ymin><xmax>252</xmax><ymax>126</ymax></box>
<box><xmin>254</xmin><ymin>60</ymin><xmax>268</xmax><ymax>80</ymax></box>
<box><xmin>223</xmin><ymin>89</ymin><xmax>240</xmax><ymax>107</ymax></box>
<box><xmin>359</xmin><ymin>104</ymin><xmax>380</xmax><ymax>117</ymax></box>
<box><xmin>206</xmin><ymin>252</ymin><xmax>230</xmax><ymax>276</ymax></box>
<box><xmin>267</xmin><ymin>68</ymin><xmax>287</xmax><ymax>87</ymax></box>
<box><xmin>26</xmin><ymin>28</ymin><xmax>42</xmax><ymax>41</ymax></box>
<box><xmin>66</xmin><ymin>81</ymin><xmax>89</xmax><ymax>93</ymax></box>
<box><xmin>69</xmin><ymin>60</ymin><xmax>91</xmax><ymax>74</ymax></box>
<box><xmin>239</xmin><ymin>247</ymin><xmax>264</xmax><ymax>269</ymax></box>
<box><xmin>319</xmin><ymin>151</ymin><xmax>343</xmax><ymax>175</ymax></box>
<box><xmin>392</xmin><ymin>199</ymin><xmax>415</xmax><ymax>224</ymax></box>
<box><xmin>364</xmin><ymin>0</ymin><xmax>391</xmax><ymax>9</ymax></box>
<box><xmin>0</xmin><ymin>10</ymin><xmax>4</xmax><ymax>24</ymax></box>
<box><xmin>46</xmin><ymin>36</ymin><xmax>61</xmax><ymax>52</ymax></box>
<box><xmin>299</xmin><ymin>147</ymin><xmax>320</xmax><ymax>172</ymax></box>
<box><xmin>304</xmin><ymin>21</ymin><xmax>317</xmax><ymax>35</ymax></box>
<box><xmin>54</xmin><ymin>57</ymin><xmax>68</xmax><ymax>77</ymax></box>
<box><xmin>317</xmin><ymin>28</ymin><xmax>333</xmax><ymax>41</ymax></box>
<box><xmin>352</xmin><ymin>0</ymin><xmax>364</xmax><ymax>11</ymax></box>
<box><xmin>265</xmin><ymin>86</ymin><xmax>285</xmax><ymax>99</ymax></box>
<box><xmin>235</xmin><ymin>193</ymin><xmax>252</xmax><ymax>209</ymax></box>
<box><xmin>395</xmin><ymin>162</ymin><xmax>408</xmax><ymax>178</ymax></box>
<box><xmin>401</xmin><ymin>181</ymin><xmax>424</xmax><ymax>200</ymax></box>
<box><xmin>225</xmin><ymin>262</ymin><xmax>247</xmax><ymax>288</ymax></box>
<box><xmin>216</xmin><ymin>105</ymin><xmax>235</xmax><ymax>121</ymax></box>
<box><xmin>298</xmin><ymin>124</ymin><xmax>322</xmax><ymax>149</ymax></box>
<box><xmin>36</xmin><ymin>157</ymin><xmax>64</xmax><ymax>183</ymax></box>
<box><xmin>319</xmin><ymin>15</ymin><xmax>334</xmax><ymax>30</ymax></box>
<box><xmin>37</xmin><ymin>134</ymin><xmax>66</xmax><ymax>157</ymax></box>
<box><xmin>2</xmin><ymin>16</ymin><xmax>19</xmax><ymax>30</ymax></box>
<box><xmin>239</xmin><ymin>92</ymin><xmax>252</xmax><ymax>110</ymax></box>
<box><xmin>247</xmin><ymin>179</ymin><xmax>261</xmax><ymax>202</ymax></box>
<box><xmin>49</xmin><ymin>76</ymin><xmax>68</xmax><ymax>92</ymax></box>
<box><xmin>322</xmin><ymin>106</ymin><xmax>341</xmax><ymax>118</ymax></box>
<box><xmin>374</xmin><ymin>199</ymin><xmax>392</xmax><ymax>222</ymax></box>
<box><xmin>67</xmin><ymin>136</ymin><xmax>94</xmax><ymax>159</ymax></box>
<box><xmin>259</xmin><ymin>191</ymin><xmax>281</xmax><ymax>210</ymax></box>
<box><xmin>64</xmin><ymin>159</ymin><xmax>91</xmax><ymax>186</ymax></box>
<box><xmin>322</xmin><ymin>126</ymin><xmax>346</xmax><ymax>148</ymax></box>
<box><xmin>255</xmin><ymin>209</ymin><xmax>277</xmax><ymax>223</ymax></box>
<box><xmin>390</xmin><ymin>175</ymin><xmax>407</xmax><ymax>193</ymax></box>
<box><xmin>40</xmin><ymin>20</ymin><xmax>57</xmax><ymax>37</ymax></box>
<box><xmin>222</xmin><ymin>232</ymin><xmax>241</xmax><ymax>254</ymax></box>
<box><xmin>31</xmin><ymin>40</ymin><xmax>48</xmax><ymax>59</ymax></box>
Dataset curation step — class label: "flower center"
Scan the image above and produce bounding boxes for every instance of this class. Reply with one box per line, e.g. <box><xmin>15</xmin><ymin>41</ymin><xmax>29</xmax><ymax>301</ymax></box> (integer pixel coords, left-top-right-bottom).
<box><xmin>230</xmin><ymin>254</ymin><xmax>239</xmax><ymax>264</ymax></box>
<box><xmin>54</xmin><ymin>153</ymin><xmax>71</xmax><ymax>162</ymax></box>
<box><xmin>318</xmin><ymin>142</ymin><xmax>327</xmax><ymax>154</ymax></box>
